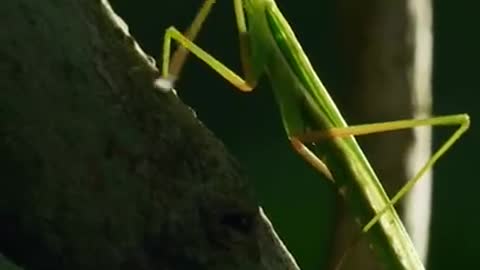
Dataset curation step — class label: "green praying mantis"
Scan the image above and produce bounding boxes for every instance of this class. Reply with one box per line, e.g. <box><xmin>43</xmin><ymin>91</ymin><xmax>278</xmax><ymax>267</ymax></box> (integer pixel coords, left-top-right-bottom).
<box><xmin>153</xmin><ymin>0</ymin><xmax>470</xmax><ymax>269</ymax></box>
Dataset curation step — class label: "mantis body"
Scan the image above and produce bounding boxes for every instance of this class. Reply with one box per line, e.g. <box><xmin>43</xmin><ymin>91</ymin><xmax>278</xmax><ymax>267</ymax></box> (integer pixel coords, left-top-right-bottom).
<box><xmin>155</xmin><ymin>0</ymin><xmax>470</xmax><ymax>269</ymax></box>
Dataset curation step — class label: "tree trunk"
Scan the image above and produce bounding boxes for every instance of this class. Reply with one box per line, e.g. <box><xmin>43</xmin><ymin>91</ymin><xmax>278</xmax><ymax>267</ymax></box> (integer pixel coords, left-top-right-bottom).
<box><xmin>331</xmin><ymin>0</ymin><xmax>433</xmax><ymax>269</ymax></box>
<box><xmin>0</xmin><ymin>1</ymin><xmax>301</xmax><ymax>270</ymax></box>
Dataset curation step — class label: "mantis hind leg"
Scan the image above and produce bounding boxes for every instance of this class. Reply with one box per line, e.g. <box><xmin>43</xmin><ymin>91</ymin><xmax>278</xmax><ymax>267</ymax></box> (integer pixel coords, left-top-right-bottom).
<box><xmin>159</xmin><ymin>0</ymin><xmax>257</xmax><ymax>92</ymax></box>
<box><xmin>295</xmin><ymin>114</ymin><xmax>470</xmax><ymax>232</ymax></box>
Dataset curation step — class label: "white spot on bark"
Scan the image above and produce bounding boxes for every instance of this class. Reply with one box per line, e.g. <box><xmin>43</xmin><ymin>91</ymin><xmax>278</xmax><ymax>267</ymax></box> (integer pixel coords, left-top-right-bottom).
<box><xmin>154</xmin><ymin>77</ymin><xmax>175</xmax><ymax>93</ymax></box>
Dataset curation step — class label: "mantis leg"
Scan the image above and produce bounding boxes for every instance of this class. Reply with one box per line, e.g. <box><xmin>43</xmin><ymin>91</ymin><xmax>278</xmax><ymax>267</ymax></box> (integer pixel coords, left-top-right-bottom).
<box><xmin>164</xmin><ymin>0</ymin><xmax>216</xmax><ymax>80</ymax></box>
<box><xmin>294</xmin><ymin>114</ymin><xmax>470</xmax><ymax>232</ymax></box>
<box><xmin>160</xmin><ymin>0</ymin><xmax>257</xmax><ymax>92</ymax></box>
<box><xmin>290</xmin><ymin>138</ymin><xmax>334</xmax><ymax>181</ymax></box>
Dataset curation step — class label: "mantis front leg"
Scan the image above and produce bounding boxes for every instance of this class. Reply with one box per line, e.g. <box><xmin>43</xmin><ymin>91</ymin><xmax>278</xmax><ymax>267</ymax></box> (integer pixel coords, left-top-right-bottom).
<box><xmin>158</xmin><ymin>0</ymin><xmax>258</xmax><ymax>92</ymax></box>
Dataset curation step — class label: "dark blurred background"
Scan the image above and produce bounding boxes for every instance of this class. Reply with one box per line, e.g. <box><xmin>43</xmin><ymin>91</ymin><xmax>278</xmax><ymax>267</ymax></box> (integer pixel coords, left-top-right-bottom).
<box><xmin>110</xmin><ymin>1</ymin><xmax>478</xmax><ymax>269</ymax></box>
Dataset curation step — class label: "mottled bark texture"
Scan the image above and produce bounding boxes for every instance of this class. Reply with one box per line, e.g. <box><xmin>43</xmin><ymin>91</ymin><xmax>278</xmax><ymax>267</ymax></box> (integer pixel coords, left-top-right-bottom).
<box><xmin>332</xmin><ymin>0</ymin><xmax>433</xmax><ymax>269</ymax></box>
<box><xmin>0</xmin><ymin>1</ymin><xmax>301</xmax><ymax>270</ymax></box>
